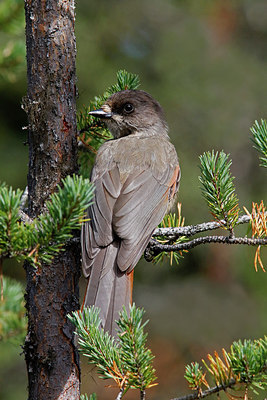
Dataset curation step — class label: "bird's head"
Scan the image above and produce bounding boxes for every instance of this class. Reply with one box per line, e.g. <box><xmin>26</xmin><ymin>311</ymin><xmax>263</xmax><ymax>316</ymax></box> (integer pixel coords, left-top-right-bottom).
<box><xmin>89</xmin><ymin>90</ymin><xmax>168</xmax><ymax>139</ymax></box>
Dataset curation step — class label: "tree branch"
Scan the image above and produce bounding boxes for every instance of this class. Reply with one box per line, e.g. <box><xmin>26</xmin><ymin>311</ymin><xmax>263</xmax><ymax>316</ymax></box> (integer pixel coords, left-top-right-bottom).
<box><xmin>140</xmin><ymin>389</ymin><xmax>146</xmax><ymax>400</ymax></box>
<box><xmin>115</xmin><ymin>387</ymin><xmax>124</xmax><ymax>400</ymax></box>
<box><xmin>171</xmin><ymin>378</ymin><xmax>236</xmax><ymax>400</ymax></box>
<box><xmin>152</xmin><ymin>215</ymin><xmax>254</xmax><ymax>239</ymax></box>
<box><xmin>146</xmin><ymin>236</ymin><xmax>267</xmax><ymax>260</ymax></box>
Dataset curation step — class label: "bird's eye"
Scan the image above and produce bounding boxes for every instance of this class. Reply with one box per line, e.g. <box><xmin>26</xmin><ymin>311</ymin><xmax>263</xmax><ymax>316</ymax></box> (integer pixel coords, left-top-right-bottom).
<box><xmin>123</xmin><ymin>103</ymin><xmax>134</xmax><ymax>114</ymax></box>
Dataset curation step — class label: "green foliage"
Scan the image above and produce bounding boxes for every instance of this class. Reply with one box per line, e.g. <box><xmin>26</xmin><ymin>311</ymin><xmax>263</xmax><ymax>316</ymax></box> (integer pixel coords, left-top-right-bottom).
<box><xmin>0</xmin><ymin>175</ymin><xmax>94</xmax><ymax>265</ymax></box>
<box><xmin>69</xmin><ymin>306</ymin><xmax>122</xmax><ymax>381</ymax></box>
<box><xmin>184</xmin><ymin>337</ymin><xmax>267</xmax><ymax>397</ymax></box>
<box><xmin>69</xmin><ymin>304</ymin><xmax>157</xmax><ymax>397</ymax></box>
<box><xmin>106</xmin><ymin>69</ymin><xmax>140</xmax><ymax>96</ymax></box>
<box><xmin>117</xmin><ymin>304</ymin><xmax>157</xmax><ymax>392</ymax></box>
<box><xmin>184</xmin><ymin>362</ymin><xmax>208</xmax><ymax>391</ymax></box>
<box><xmin>229</xmin><ymin>337</ymin><xmax>267</xmax><ymax>394</ymax></box>
<box><xmin>250</xmin><ymin>119</ymin><xmax>267</xmax><ymax>168</ymax></box>
<box><xmin>0</xmin><ymin>0</ymin><xmax>25</xmax><ymax>82</ymax></box>
<box><xmin>77</xmin><ymin>70</ymin><xmax>140</xmax><ymax>176</ymax></box>
<box><xmin>0</xmin><ymin>276</ymin><xmax>26</xmax><ymax>342</ymax></box>
<box><xmin>199</xmin><ymin>150</ymin><xmax>240</xmax><ymax>233</ymax></box>
<box><xmin>0</xmin><ymin>182</ymin><xmax>23</xmax><ymax>258</ymax></box>
<box><xmin>35</xmin><ymin>174</ymin><xmax>94</xmax><ymax>264</ymax></box>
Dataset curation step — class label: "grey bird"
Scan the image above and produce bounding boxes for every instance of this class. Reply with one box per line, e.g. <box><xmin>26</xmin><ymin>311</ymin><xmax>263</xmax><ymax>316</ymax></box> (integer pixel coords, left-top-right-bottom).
<box><xmin>81</xmin><ymin>90</ymin><xmax>180</xmax><ymax>336</ymax></box>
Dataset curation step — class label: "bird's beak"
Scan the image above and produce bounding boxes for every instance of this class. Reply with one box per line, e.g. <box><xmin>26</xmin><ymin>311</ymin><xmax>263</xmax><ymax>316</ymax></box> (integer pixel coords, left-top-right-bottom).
<box><xmin>88</xmin><ymin>109</ymin><xmax>112</xmax><ymax>119</ymax></box>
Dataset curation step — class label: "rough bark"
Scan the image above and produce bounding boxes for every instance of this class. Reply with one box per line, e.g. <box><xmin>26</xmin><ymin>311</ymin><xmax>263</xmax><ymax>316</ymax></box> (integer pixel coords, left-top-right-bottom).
<box><xmin>23</xmin><ymin>1</ymin><xmax>80</xmax><ymax>399</ymax></box>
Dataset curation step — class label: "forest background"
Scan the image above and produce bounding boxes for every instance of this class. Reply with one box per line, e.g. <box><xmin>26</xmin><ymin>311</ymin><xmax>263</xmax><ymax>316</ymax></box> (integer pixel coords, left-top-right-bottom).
<box><xmin>0</xmin><ymin>1</ymin><xmax>266</xmax><ymax>399</ymax></box>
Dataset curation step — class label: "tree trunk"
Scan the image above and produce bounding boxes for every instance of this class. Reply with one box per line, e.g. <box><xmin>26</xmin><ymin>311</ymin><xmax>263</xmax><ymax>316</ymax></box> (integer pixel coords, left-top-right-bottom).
<box><xmin>23</xmin><ymin>1</ymin><xmax>80</xmax><ymax>399</ymax></box>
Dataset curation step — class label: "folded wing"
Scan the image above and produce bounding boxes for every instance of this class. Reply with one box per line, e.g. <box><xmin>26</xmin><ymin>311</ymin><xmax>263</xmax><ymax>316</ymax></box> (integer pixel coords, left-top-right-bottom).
<box><xmin>81</xmin><ymin>162</ymin><xmax>180</xmax><ymax>277</ymax></box>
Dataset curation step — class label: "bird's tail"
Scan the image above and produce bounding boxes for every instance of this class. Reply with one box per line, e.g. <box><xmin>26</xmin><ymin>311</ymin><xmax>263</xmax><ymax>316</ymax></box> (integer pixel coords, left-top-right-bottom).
<box><xmin>82</xmin><ymin>242</ymin><xmax>133</xmax><ymax>337</ymax></box>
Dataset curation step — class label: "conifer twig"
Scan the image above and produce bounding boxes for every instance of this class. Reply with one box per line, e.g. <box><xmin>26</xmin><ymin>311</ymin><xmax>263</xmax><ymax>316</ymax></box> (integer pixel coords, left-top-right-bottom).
<box><xmin>69</xmin><ymin>304</ymin><xmax>157</xmax><ymax>398</ymax></box>
<box><xmin>147</xmin><ymin>212</ymin><xmax>267</xmax><ymax>262</ymax></box>
<box><xmin>199</xmin><ymin>151</ymin><xmax>240</xmax><ymax>235</ymax></box>
<box><xmin>152</xmin><ymin>214</ymin><xmax>255</xmax><ymax>239</ymax></box>
<box><xmin>0</xmin><ymin>175</ymin><xmax>94</xmax><ymax>265</ymax></box>
<box><xmin>250</xmin><ymin>119</ymin><xmax>267</xmax><ymax>168</ymax></box>
<box><xmin>145</xmin><ymin>236</ymin><xmax>267</xmax><ymax>260</ymax></box>
<box><xmin>170</xmin><ymin>379</ymin><xmax>236</xmax><ymax>400</ymax></box>
<box><xmin>178</xmin><ymin>337</ymin><xmax>266</xmax><ymax>400</ymax></box>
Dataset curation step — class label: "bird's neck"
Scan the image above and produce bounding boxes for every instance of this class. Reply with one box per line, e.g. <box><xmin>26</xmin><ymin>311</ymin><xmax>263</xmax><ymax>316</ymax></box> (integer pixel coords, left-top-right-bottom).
<box><xmin>133</xmin><ymin>120</ymin><xmax>169</xmax><ymax>138</ymax></box>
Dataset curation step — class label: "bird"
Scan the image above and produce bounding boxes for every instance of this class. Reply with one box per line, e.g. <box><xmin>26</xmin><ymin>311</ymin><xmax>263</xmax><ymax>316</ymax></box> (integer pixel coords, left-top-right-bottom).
<box><xmin>81</xmin><ymin>89</ymin><xmax>180</xmax><ymax>336</ymax></box>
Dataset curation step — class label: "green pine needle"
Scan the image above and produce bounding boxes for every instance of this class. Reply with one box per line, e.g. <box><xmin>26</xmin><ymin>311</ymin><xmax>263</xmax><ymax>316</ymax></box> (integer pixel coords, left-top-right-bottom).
<box><xmin>184</xmin><ymin>337</ymin><xmax>267</xmax><ymax>396</ymax></box>
<box><xmin>69</xmin><ymin>304</ymin><xmax>157</xmax><ymax>395</ymax></box>
<box><xmin>35</xmin><ymin>174</ymin><xmax>94</xmax><ymax>264</ymax></box>
<box><xmin>117</xmin><ymin>304</ymin><xmax>157</xmax><ymax>391</ymax></box>
<box><xmin>0</xmin><ymin>175</ymin><xmax>94</xmax><ymax>265</ymax></box>
<box><xmin>69</xmin><ymin>306</ymin><xmax>122</xmax><ymax>382</ymax></box>
<box><xmin>228</xmin><ymin>337</ymin><xmax>267</xmax><ymax>393</ymax></box>
<box><xmin>0</xmin><ymin>182</ymin><xmax>24</xmax><ymax>258</ymax></box>
<box><xmin>185</xmin><ymin>362</ymin><xmax>208</xmax><ymax>391</ymax></box>
<box><xmin>199</xmin><ymin>150</ymin><xmax>240</xmax><ymax>233</ymax></box>
<box><xmin>250</xmin><ymin>119</ymin><xmax>267</xmax><ymax>168</ymax></box>
<box><xmin>106</xmin><ymin>69</ymin><xmax>140</xmax><ymax>96</ymax></box>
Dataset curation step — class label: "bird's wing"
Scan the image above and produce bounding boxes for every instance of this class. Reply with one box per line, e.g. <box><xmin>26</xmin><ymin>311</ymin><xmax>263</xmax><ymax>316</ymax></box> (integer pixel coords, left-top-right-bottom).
<box><xmin>81</xmin><ymin>160</ymin><xmax>180</xmax><ymax>277</ymax></box>
<box><xmin>114</xmin><ymin>163</ymin><xmax>180</xmax><ymax>272</ymax></box>
<box><xmin>81</xmin><ymin>166</ymin><xmax>122</xmax><ymax>277</ymax></box>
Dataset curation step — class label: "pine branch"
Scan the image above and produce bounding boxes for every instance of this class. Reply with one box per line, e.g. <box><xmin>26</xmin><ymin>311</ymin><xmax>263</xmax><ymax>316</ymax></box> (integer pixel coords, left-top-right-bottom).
<box><xmin>34</xmin><ymin>174</ymin><xmax>94</xmax><ymax>264</ymax></box>
<box><xmin>146</xmin><ymin>210</ymin><xmax>267</xmax><ymax>263</ymax></box>
<box><xmin>0</xmin><ymin>175</ymin><xmax>94</xmax><ymax>265</ymax></box>
<box><xmin>148</xmin><ymin>199</ymin><xmax>266</xmax><ymax>268</ymax></box>
<box><xmin>170</xmin><ymin>379</ymin><xmax>236</xmax><ymax>400</ymax></box>
<box><xmin>145</xmin><ymin>236</ymin><xmax>267</xmax><ymax>261</ymax></box>
<box><xmin>152</xmin><ymin>214</ymin><xmax>254</xmax><ymax>239</ymax></box>
<box><xmin>117</xmin><ymin>304</ymin><xmax>157</xmax><ymax>392</ymax></box>
<box><xmin>199</xmin><ymin>151</ymin><xmax>240</xmax><ymax>235</ymax></box>
<box><xmin>250</xmin><ymin>119</ymin><xmax>267</xmax><ymax>168</ymax></box>
<box><xmin>69</xmin><ymin>307</ymin><xmax>123</xmax><ymax>384</ymax></box>
<box><xmin>176</xmin><ymin>337</ymin><xmax>267</xmax><ymax>400</ymax></box>
<box><xmin>69</xmin><ymin>304</ymin><xmax>157</xmax><ymax>398</ymax></box>
<box><xmin>71</xmin><ymin>309</ymin><xmax>266</xmax><ymax>400</ymax></box>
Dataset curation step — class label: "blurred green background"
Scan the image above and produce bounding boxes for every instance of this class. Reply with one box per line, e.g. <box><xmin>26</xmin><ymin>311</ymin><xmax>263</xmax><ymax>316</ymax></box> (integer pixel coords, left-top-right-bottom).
<box><xmin>0</xmin><ymin>0</ymin><xmax>266</xmax><ymax>399</ymax></box>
